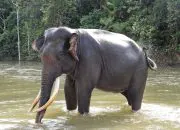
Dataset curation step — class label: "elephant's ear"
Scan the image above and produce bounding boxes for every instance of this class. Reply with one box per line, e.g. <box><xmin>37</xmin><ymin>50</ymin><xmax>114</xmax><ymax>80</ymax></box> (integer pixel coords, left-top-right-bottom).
<box><xmin>32</xmin><ymin>36</ymin><xmax>45</xmax><ymax>51</ymax></box>
<box><xmin>68</xmin><ymin>33</ymin><xmax>79</xmax><ymax>61</ymax></box>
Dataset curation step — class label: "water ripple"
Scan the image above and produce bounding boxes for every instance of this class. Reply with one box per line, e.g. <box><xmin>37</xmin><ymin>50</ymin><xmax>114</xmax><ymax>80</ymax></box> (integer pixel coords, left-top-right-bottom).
<box><xmin>141</xmin><ymin>103</ymin><xmax>180</xmax><ymax>124</ymax></box>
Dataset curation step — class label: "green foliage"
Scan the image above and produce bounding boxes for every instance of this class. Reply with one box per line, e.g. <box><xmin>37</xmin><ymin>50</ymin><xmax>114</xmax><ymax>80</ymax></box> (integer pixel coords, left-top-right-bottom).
<box><xmin>0</xmin><ymin>0</ymin><xmax>179</xmax><ymax>61</ymax></box>
<box><xmin>167</xmin><ymin>0</ymin><xmax>180</xmax><ymax>51</ymax></box>
<box><xmin>80</xmin><ymin>10</ymin><xmax>104</xmax><ymax>28</ymax></box>
<box><xmin>42</xmin><ymin>0</ymin><xmax>79</xmax><ymax>27</ymax></box>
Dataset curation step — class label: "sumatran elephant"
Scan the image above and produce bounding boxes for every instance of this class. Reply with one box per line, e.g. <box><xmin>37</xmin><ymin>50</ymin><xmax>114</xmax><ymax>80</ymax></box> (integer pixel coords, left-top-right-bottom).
<box><xmin>29</xmin><ymin>27</ymin><xmax>157</xmax><ymax>123</ymax></box>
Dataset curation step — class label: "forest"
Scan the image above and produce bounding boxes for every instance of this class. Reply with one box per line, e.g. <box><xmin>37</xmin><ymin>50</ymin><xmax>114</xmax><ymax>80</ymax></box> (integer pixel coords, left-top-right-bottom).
<box><xmin>0</xmin><ymin>0</ymin><xmax>179</xmax><ymax>63</ymax></box>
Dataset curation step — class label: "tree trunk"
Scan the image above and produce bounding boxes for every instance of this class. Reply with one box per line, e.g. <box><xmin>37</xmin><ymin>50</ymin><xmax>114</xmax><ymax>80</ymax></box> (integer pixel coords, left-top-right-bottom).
<box><xmin>12</xmin><ymin>0</ymin><xmax>21</xmax><ymax>62</ymax></box>
<box><xmin>27</xmin><ymin>24</ymin><xmax>30</xmax><ymax>56</ymax></box>
<box><xmin>16</xmin><ymin>7</ymin><xmax>21</xmax><ymax>62</ymax></box>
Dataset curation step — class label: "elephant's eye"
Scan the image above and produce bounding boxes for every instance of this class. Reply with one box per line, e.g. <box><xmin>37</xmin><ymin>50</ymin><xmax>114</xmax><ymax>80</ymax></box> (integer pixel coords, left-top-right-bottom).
<box><xmin>59</xmin><ymin>52</ymin><xmax>64</xmax><ymax>55</ymax></box>
<box><xmin>58</xmin><ymin>51</ymin><xmax>67</xmax><ymax>58</ymax></box>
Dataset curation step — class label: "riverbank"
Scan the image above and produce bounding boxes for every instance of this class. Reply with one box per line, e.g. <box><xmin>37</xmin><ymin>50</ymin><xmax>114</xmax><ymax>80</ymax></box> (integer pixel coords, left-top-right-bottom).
<box><xmin>1</xmin><ymin>53</ymin><xmax>180</xmax><ymax>68</ymax></box>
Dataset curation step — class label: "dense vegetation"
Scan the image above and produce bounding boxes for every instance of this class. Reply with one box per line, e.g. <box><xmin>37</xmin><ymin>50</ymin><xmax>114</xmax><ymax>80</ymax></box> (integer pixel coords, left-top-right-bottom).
<box><xmin>0</xmin><ymin>0</ymin><xmax>179</xmax><ymax>62</ymax></box>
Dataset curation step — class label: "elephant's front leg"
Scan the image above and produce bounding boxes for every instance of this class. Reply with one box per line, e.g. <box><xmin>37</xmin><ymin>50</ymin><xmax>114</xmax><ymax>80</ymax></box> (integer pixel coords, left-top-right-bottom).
<box><xmin>64</xmin><ymin>75</ymin><xmax>77</xmax><ymax>111</ymax></box>
<box><xmin>75</xmin><ymin>80</ymin><xmax>94</xmax><ymax>114</ymax></box>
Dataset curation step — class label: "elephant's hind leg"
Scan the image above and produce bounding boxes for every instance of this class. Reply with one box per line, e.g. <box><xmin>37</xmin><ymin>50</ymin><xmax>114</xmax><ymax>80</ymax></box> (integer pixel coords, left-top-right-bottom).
<box><xmin>128</xmin><ymin>69</ymin><xmax>147</xmax><ymax>111</ymax></box>
<box><xmin>121</xmin><ymin>90</ymin><xmax>131</xmax><ymax>106</ymax></box>
<box><xmin>64</xmin><ymin>75</ymin><xmax>77</xmax><ymax>111</ymax></box>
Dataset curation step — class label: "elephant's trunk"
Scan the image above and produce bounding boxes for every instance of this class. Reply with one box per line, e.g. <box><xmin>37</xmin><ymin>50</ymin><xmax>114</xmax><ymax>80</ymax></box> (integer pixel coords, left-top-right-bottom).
<box><xmin>29</xmin><ymin>67</ymin><xmax>60</xmax><ymax>123</ymax></box>
<box><xmin>35</xmin><ymin>77</ymin><xmax>60</xmax><ymax>123</ymax></box>
<box><xmin>36</xmin><ymin>68</ymin><xmax>54</xmax><ymax>123</ymax></box>
<box><xmin>35</xmin><ymin>77</ymin><xmax>60</xmax><ymax>112</ymax></box>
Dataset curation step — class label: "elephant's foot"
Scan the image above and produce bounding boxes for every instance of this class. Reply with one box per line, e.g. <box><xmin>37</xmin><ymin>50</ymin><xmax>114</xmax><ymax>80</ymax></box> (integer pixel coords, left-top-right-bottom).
<box><xmin>78</xmin><ymin>106</ymin><xmax>89</xmax><ymax>115</ymax></box>
<box><xmin>78</xmin><ymin>112</ymin><xmax>89</xmax><ymax>116</ymax></box>
<box><xmin>78</xmin><ymin>106</ymin><xmax>90</xmax><ymax>115</ymax></box>
<box><xmin>67</xmin><ymin>105</ymin><xmax>77</xmax><ymax>111</ymax></box>
<box><xmin>35</xmin><ymin>110</ymin><xmax>46</xmax><ymax>124</ymax></box>
<box><xmin>132</xmin><ymin>109</ymin><xmax>139</xmax><ymax>113</ymax></box>
<box><xmin>82</xmin><ymin>112</ymin><xmax>89</xmax><ymax>116</ymax></box>
<box><xmin>131</xmin><ymin>101</ymin><xmax>141</xmax><ymax>113</ymax></box>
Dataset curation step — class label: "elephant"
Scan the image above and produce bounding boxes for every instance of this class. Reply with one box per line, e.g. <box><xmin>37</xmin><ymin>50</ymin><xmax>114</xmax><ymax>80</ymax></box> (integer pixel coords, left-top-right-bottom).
<box><xmin>29</xmin><ymin>26</ymin><xmax>157</xmax><ymax>123</ymax></box>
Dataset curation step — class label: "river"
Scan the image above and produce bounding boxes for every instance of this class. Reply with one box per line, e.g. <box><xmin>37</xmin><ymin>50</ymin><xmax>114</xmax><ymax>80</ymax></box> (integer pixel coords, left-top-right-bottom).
<box><xmin>0</xmin><ymin>61</ymin><xmax>180</xmax><ymax>130</ymax></box>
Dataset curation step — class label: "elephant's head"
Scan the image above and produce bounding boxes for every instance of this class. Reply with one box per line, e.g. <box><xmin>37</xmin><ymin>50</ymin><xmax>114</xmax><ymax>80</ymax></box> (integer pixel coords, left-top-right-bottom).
<box><xmin>29</xmin><ymin>27</ymin><xmax>79</xmax><ymax>123</ymax></box>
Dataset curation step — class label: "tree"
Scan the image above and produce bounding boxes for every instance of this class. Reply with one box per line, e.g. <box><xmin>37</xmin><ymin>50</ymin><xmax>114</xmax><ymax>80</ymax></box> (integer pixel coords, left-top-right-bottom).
<box><xmin>0</xmin><ymin>0</ymin><xmax>179</xmax><ymax>63</ymax></box>
<box><xmin>11</xmin><ymin>0</ymin><xmax>21</xmax><ymax>62</ymax></box>
<box><xmin>0</xmin><ymin>1</ymin><xmax>13</xmax><ymax>33</ymax></box>
<box><xmin>167</xmin><ymin>0</ymin><xmax>180</xmax><ymax>51</ymax></box>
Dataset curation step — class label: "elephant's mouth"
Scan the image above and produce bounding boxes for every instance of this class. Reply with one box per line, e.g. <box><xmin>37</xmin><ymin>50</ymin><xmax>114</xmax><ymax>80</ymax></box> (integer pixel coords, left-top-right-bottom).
<box><xmin>28</xmin><ymin>77</ymin><xmax>60</xmax><ymax>113</ymax></box>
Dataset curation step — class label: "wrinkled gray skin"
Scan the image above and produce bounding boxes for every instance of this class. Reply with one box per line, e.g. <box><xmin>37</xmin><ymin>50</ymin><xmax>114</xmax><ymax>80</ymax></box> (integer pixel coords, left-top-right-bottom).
<box><xmin>33</xmin><ymin>27</ymin><xmax>156</xmax><ymax>123</ymax></box>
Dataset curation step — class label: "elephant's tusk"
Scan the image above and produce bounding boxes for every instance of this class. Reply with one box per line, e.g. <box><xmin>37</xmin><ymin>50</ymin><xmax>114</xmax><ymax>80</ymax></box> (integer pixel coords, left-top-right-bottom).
<box><xmin>33</xmin><ymin>77</ymin><xmax>60</xmax><ymax>113</ymax></box>
<box><xmin>28</xmin><ymin>90</ymin><xmax>41</xmax><ymax>112</ymax></box>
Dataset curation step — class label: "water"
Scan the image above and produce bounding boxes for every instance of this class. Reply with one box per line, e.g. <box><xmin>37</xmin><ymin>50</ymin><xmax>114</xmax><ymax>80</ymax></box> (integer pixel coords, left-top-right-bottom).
<box><xmin>0</xmin><ymin>61</ymin><xmax>180</xmax><ymax>130</ymax></box>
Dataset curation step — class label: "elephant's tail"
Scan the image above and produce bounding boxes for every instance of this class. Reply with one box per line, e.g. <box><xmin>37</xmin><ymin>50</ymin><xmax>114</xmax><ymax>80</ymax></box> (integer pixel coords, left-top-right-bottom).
<box><xmin>143</xmin><ymin>47</ymin><xmax>157</xmax><ymax>70</ymax></box>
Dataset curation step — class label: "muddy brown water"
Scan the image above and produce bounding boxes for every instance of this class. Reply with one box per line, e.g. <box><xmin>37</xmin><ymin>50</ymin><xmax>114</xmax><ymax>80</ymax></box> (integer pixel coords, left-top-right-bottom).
<box><xmin>0</xmin><ymin>61</ymin><xmax>180</xmax><ymax>130</ymax></box>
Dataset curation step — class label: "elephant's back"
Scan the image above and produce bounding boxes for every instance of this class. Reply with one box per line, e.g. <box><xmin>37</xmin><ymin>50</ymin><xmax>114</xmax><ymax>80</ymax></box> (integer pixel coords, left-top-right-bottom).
<box><xmin>81</xmin><ymin>29</ymin><xmax>141</xmax><ymax>52</ymax></box>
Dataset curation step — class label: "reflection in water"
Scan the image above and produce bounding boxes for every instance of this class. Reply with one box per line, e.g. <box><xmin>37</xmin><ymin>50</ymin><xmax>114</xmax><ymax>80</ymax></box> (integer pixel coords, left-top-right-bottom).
<box><xmin>0</xmin><ymin>61</ymin><xmax>180</xmax><ymax>130</ymax></box>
